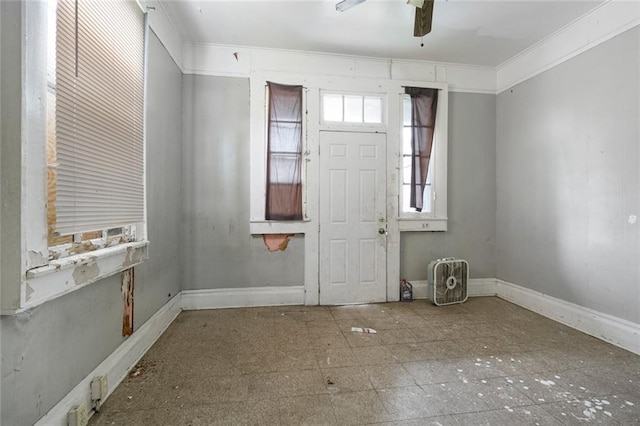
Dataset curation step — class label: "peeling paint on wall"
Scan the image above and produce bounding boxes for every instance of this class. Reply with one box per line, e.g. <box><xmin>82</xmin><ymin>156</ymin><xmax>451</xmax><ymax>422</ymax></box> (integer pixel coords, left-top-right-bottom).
<box><xmin>26</xmin><ymin>249</ymin><xmax>46</xmax><ymax>268</ymax></box>
<box><xmin>122</xmin><ymin>268</ymin><xmax>134</xmax><ymax>336</ymax></box>
<box><xmin>263</xmin><ymin>234</ymin><xmax>294</xmax><ymax>252</ymax></box>
<box><xmin>123</xmin><ymin>245</ymin><xmax>144</xmax><ymax>267</ymax></box>
<box><xmin>71</xmin><ymin>262</ymin><xmax>100</xmax><ymax>285</ymax></box>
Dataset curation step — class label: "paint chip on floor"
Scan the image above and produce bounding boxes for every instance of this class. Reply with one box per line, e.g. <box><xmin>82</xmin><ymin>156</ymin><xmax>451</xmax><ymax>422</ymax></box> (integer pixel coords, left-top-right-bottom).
<box><xmin>351</xmin><ymin>327</ymin><xmax>377</xmax><ymax>334</ymax></box>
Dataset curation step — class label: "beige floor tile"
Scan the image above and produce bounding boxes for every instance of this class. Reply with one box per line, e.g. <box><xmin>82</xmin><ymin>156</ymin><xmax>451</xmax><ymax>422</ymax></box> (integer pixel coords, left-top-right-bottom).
<box><xmin>247</xmin><ymin>369</ymin><xmax>329</xmax><ymax>399</ymax></box>
<box><xmin>278</xmin><ymin>394</ymin><xmax>338</xmax><ymax>425</ymax></box>
<box><xmin>363</xmin><ymin>364</ymin><xmax>416</xmax><ymax>389</ymax></box>
<box><xmin>329</xmin><ymin>305</ymin><xmax>367</xmax><ymax>320</ymax></box>
<box><xmin>308</xmin><ymin>332</ymin><xmax>350</xmax><ymax>349</ymax></box>
<box><xmin>386</xmin><ymin>342</ymin><xmax>436</xmax><ymax>363</ymax></box>
<box><xmin>315</xmin><ymin>347</ymin><xmax>359</xmax><ymax>368</ymax></box>
<box><xmin>345</xmin><ymin>330</ymin><xmax>385</xmax><ymax>347</ymax></box>
<box><xmin>174</xmin><ymin>375</ymin><xmax>250</xmax><ymax>404</ymax></box>
<box><xmin>377</xmin><ymin>385</ymin><xmax>444</xmax><ymax>420</ymax></box>
<box><xmin>352</xmin><ymin>345</ymin><xmax>398</xmax><ymax>365</ymax></box>
<box><xmin>449</xmin><ymin>405</ymin><xmax>563</xmax><ymax>426</ymax></box>
<box><xmin>378</xmin><ymin>329</ymin><xmax>420</xmax><ymax>345</ymax></box>
<box><xmin>508</xmin><ymin>373</ymin><xmax>578</xmax><ymax>404</ymax></box>
<box><xmin>274</xmin><ymin>349</ymin><xmax>320</xmax><ymax>371</ymax></box>
<box><xmin>373</xmin><ymin>416</ymin><xmax>458</xmax><ymax>426</ymax></box>
<box><xmin>322</xmin><ymin>366</ymin><xmax>374</xmax><ymax>393</ymax></box>
<box><xmin>538</xmin><ymin>398</ymin><xmax>624</xmax><ymax>425</ymax></box>
<box><xmin>330</xmin><ymin>390</ymin><xmax>391</xmax><ymax>425</ymax></box>
<box><xmin>89</xmin><ymin>298</ymin><xmax>640</xmax><ymax>426</ymax></box>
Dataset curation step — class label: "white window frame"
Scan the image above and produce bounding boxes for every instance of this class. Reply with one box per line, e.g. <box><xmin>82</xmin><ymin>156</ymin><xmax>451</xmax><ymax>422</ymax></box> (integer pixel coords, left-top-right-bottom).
<box><xmin>3</xmin><ymin>0</ymin><xmax>149</xmax><ymax>313</ymax></box>
<box><xmin>320</xmin><ymin>90</ymin><xmax>386</xmax><ymax>127</ymax></box>
<box><xmin>397</xmin><ymin>83</ymin><xmax>448</xmax><ymax>232</ymax></box>
<box><xmin>249</xmin><ymin>77</ymin><xmax>310</xmax><ymax>234</ymax></box>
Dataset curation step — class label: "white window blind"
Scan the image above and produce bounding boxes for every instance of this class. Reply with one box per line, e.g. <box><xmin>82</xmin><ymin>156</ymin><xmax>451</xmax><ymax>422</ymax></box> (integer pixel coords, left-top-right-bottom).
<box><xmin>55</xmin><ymin>0</ymin><xmax>145</xmax><ymax>236</ymax></box>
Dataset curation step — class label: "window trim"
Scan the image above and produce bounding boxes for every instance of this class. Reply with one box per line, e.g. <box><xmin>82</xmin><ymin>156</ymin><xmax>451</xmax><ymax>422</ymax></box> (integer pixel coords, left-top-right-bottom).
<box><xmin>3</xmin><ymin>0</ymin><xmax>150</xmax><ymax>313</ymax></box>
<box><xmin>250</xmin><ymin>77</ymin><xmax>310</xmax><ymax>233</ymax></box>
<box><xmin>397</xmin><ymin>83</ymin><xmax>448</xmax><ymax>232</ymax></box>
<box><xmin>319</xmin><ymin>90</ymin><xmax>387</xmax><ymax>127</ymax></box>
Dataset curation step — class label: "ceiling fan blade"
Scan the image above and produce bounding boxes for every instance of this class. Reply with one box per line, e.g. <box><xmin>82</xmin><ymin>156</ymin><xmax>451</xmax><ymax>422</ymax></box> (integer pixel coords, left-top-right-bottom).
<box><xmin>336</xmin><ymin>0</ymin><xmax>366</xmax><ymax>12</ymax></box>
<box><xmin>414</xmin><ymin>0</ymin><xmax>434</xmax><ymax>37</ymax></box>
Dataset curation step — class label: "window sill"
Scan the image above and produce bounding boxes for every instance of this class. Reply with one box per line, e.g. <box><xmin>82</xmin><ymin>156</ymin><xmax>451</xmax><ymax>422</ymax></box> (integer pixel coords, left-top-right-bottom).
<box><xmin>250</xmin><ymin>220</ymin><xmax>311</xmax><ymax>235</ymax></box>
<box><xmin>14</xmin><ymin>241</ymin><xmax>149</xmax><ymax>313</ymax></box>
<box><xmin>398</xmin><ymin>217</ymin><xmax>447</xmax><ymax>232</ymax></box>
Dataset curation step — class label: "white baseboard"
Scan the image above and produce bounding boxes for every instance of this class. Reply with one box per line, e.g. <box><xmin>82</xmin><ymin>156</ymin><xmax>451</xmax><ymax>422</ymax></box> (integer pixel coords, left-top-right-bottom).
<box><xmin>495</xmin><ymin>279</ymin><xmax>640</xmax><ymax>356</ymax></box>
<box><xmin>36</xmin><ymin>278</ymin><xmax>640</xmax><ymax>425</ymax></box>
<box><xmin>181</xmin><ymin>286</ymin><xmax>305</xmax><ymax>310</ymax></box>
<box><xmin>35</xmin><ymin>294</ymin><xmax>183</xmax><ymax>426</ymax></box>
<box><xmin>468</xmin><ymin>278</ymin><xmax>498</xmax><ymax>297</ymax></box>
<box><xmin>410</xmin><ymin>277</ymin><xmax>639</xmax><ymax>355</ymax></box>
<box><xmin>408</xmin><ymin>278</ymin><xmax>497</xmax><ymax>300</ymax></box>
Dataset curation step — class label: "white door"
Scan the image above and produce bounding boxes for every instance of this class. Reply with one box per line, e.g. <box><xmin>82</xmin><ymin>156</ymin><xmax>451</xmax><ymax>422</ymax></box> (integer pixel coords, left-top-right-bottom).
<box><xmin>319</xmin><ymin>131</ymin><xmax>387</xmax><ymax>305</ymax></box>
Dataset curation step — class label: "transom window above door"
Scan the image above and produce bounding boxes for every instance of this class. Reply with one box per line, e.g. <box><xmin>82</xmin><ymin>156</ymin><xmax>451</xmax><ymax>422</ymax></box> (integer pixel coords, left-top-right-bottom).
<box><xmin>321</xmin><ymin>92</ymin><xmax>384</xmax><ymax>124</ymax></box>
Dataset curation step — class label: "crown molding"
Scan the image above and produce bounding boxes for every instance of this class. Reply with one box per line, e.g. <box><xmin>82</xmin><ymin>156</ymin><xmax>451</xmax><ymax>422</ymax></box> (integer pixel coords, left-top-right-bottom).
<box><xmin>143</xmin><ymin>0</ymin><xmax>184</xmax><ymax>70</ymax></box>
<box><xmin>152</xmin><ymin>0</ymin><xmax>639</xmax><ymax>94</ymax></box>
<box><xmin>182</xmin><ymin>42</ymin><xmax>497</xmax><ymax>94</ymax></box>
<box><xmin>497</xmin><ymin>0</ymin><xmax>640</xmax><ymax>93</ymax></box>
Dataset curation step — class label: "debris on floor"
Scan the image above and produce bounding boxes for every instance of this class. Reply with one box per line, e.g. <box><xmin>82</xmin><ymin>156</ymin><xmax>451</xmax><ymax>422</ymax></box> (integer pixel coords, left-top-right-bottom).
<box><xmin>128</xmin><ymin>366</ymin><xmax>144</xmax><ymax>378</ymax></box>
<box><xmin>351</xmin><ymin>326</ymin><xmax>376</xmax><ymax>334</ymax></box>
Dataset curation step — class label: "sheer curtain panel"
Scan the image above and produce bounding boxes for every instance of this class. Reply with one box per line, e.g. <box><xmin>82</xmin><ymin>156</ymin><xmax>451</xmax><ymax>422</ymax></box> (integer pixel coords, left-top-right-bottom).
<box><xmin>405</xmin><ymin>87</ymin><xmax>438</xmax><ymax>212</ymax></box>
<box><xmin>266</xmin><ymin>82</ymin><xmax>303</xmax><ymax>220</ymax></box>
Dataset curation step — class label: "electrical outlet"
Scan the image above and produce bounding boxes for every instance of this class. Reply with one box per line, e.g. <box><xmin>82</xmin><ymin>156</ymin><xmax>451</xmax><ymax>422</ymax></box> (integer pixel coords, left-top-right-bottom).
<box><xmin>90</xmin><ymin>375</ymin><xmax>108</xmax><ymax>402</ymax></box>
<box><xmin>68</xmin><ymin>403</ymin><xmax>88</xmax><ymax>426</ymax></box>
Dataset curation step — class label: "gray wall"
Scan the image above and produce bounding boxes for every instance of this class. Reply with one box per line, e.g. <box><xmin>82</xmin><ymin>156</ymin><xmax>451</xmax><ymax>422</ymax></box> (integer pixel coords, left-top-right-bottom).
<box><xmin>0</xmin><ymin>31</ymin><xmax>183</xmax><ymax>425</ymax></box>
<box><xmin>496</xmin><ymin>27</ymin><xmax>640</xmax><ymax>323</ymax></box>
<box><xmin>135</xmin><ymin>32</ymin><xmax>183</xmax><ymax>324</ymax></box>
<box><xmin>181</xmin><ymin>75</ymin><xmax>304</xmax><ymax>290</ymax></box>
<box><xmin>401</xmin><ymin>92</ymin><xmax>497</xmax><ymax>280</ymax></box>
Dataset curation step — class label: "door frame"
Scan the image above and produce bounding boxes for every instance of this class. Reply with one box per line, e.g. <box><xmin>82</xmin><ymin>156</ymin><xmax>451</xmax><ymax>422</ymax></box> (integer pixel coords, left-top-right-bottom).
<box><xmin>317</xmin><ymin>130</ymin><xmax>389</xmax><ymax>305</ymax></box>
<box><xmin>290</xmin><ymin>85</ymin><xmax>403</xmax><ymax>306</ymax></box>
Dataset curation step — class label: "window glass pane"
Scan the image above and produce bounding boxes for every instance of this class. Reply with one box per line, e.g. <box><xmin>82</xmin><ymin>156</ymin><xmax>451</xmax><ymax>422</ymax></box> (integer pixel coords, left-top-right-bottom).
<box><xmin>270</xmin><ymin>86</ymin><xmax>302</xmax><ymax>122</ymax></box>
<box><xmin>344</xmin><ymin>95</ymin><xmax>362</xmax><ymax>123</ymax></box>
<box><xmin>269</xmin><ymin>122</ymin><xmax>302</xmax><ymax>152</ymax></box>
<box><xmin>403</xmin><ymin>127</ymin><xmax>412</xmax><ymax>154</ymax></box>
<box><xmin>426</xmin><ymin>147</ymin><xmax>434</xmax><ymax>185</ymax></box>
<box><xmin>269</xmin><ymin>153</ymin><xmax>302</xmax><ymax>184</ymax></box>
<box><xmin>323</xmin><ymin>94</ymin><xmax>343</xmax><ymax>122</ymax></box>
<box><xmin>363</xmin><ymin>97</ymin><xmax>382</xmax><ymax>123</ymax></box>
<box><xmin>402</xmin><ymin>156</ymin><xmax>412</xmax><ymax>184</ymax></box>
<box><xmin>422</xmin><ymin>184</ymin><xmax>432</xmax><ymax>213</ymax></box>
<box><xmin>402</xmin><ymin>185</ymin><xmax>412</xmax><ymax>213</ymax></box>
<box><xmin>402</xmin><ymin>184</ymin><xmax>432</xmax><ymax>213</ymax></box>
<box><xmin>403</xmin><ymin>96</ymin><xmax>412</xmax><ymax>126</ymax></box>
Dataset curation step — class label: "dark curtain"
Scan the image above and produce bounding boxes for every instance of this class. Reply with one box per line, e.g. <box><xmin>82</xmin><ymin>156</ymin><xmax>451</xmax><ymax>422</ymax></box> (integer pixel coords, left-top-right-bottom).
<box><xmin>405</xmin><ymin>87</ymin><xmax>438</xmax><ymax>212</ymax></box>
<box><xmin>266</xmin><ymin>82</ymin><xmax>303</xmax><ymax>220</ymax></box>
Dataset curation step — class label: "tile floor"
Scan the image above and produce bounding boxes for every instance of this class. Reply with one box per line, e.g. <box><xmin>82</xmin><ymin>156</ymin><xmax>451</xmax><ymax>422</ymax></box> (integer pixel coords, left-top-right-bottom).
<box><xmin>91</xmin><ymin>297</ymin><xmax>640</xmax><ymax>425</ymax></box>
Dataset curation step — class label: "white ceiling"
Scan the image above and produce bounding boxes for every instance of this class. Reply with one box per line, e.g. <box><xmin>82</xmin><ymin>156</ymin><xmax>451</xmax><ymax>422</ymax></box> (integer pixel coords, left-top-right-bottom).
<box><xmin>161</xmin><ymin>0</ymin><xmax>605</xmax><ymax>67</ymax></box>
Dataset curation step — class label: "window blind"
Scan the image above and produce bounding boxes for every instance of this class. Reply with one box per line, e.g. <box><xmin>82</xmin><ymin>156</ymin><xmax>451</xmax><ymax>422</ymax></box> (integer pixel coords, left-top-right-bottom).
<box><xmin>55</xmin><ymin>0</ymin><xmax>145</xmax><ymax>235</ymax></box>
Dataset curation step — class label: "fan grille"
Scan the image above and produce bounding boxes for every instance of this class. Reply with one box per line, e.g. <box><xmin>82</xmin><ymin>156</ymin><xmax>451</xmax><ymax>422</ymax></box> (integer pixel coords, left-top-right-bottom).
<box><xmin>432</xmin><ymin>259</ymin><xmax>468</xmax><ymax>306</ymax></box>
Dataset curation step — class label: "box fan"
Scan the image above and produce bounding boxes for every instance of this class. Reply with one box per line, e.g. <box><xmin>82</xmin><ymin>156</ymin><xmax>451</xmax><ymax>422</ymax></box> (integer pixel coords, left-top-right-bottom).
<box><xmin>427</xmin><ymin>258</ymin><xmax>469</xmax><ymax>306</ymax></box>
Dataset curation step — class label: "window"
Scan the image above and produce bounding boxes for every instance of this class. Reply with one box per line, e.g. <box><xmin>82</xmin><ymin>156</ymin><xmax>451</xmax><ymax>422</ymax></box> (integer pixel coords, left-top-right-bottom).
<box><xmin>8</xmin><ymin>0</ymin><xmax>149</xmax><ymax>311</ymax></box>
<box><xmin>266</xmin><ymin>82</ymin><xmax>303</xmax><ymax>220</ymax></box>
<box><xmin>398</xmin><ymin>86</ymin><xmax>448</xmax><ymax>231</ymax></box>
<box><xmin>401</xmin><ymin>90</ymin><xmax>437</xmax><ymax>214</ymax></box>
<box><xmin>46</xmin><ymin>0</ymin><xmax>145</xmax><ymax>258</ymax></box>
<box><xmin>322</xmin><ymin>93</ymin><xmax>383</xmax><ymax>124</ymax></box>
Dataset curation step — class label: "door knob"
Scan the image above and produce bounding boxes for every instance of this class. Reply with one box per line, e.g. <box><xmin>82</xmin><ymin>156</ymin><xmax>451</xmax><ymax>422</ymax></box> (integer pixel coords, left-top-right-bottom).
<box><xmin>378</xmin><ymin>228</ymin><xmax>386</xmax><ymax>235</ymax></box>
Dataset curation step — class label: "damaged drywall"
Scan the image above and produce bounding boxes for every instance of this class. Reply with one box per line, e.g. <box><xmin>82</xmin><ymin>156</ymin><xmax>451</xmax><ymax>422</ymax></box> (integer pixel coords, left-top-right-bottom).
<box><xmin>71</xmin><ymin>262</ymin><xmax>100</xmax><ymax>286</ymax></box>
<box><xmin>263</xmin><ymin>234</ymin><xmax>294</xmax><ymax>252</ymax></box>
<box><xmin>121</xmin><ymin>268</ymin><xmax>134</xmax><ymax>336</ymax></box>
